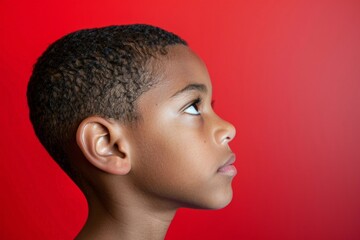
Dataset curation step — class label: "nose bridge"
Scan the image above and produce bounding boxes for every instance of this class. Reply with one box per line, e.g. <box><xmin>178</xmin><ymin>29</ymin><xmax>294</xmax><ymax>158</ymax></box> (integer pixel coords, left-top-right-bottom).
<box><xmin>212</xmin><ymin>112</ymin><xmax>236</xmax><ymax>145</ymax></box>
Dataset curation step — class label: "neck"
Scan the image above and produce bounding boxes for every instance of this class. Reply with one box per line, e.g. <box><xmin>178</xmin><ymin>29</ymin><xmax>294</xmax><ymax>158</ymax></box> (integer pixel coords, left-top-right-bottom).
<box><xmin>75</xmin><ymin>188</ymin><xmax>177</xmax><ymax>240</ymax></box>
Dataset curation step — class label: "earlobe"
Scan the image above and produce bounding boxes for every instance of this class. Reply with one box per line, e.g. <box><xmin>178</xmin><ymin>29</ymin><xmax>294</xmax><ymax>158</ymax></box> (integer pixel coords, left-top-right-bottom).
<box><xmin>76</xmin><ymin>116</ymin><xmax>131</xmax><ymax>175</ymax></box>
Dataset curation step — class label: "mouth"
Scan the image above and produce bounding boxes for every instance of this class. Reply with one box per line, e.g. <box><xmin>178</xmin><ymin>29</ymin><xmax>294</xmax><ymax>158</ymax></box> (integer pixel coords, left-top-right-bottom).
<box><xmin>217</xmin><ymin>154</ymin><xmax>237</xmax><ymax>177</ymax></box>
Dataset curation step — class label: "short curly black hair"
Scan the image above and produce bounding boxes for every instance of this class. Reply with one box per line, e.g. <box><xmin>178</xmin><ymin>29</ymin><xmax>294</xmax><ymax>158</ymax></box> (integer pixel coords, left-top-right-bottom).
<box><xmin>27</xmin><ymin>24</ymin><xmax>187</xmax><ymax>178</ymax></box>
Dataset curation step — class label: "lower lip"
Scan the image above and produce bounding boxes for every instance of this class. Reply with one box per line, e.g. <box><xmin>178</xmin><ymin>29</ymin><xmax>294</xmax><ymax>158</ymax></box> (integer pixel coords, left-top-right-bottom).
<box><xmin>217</xmin><ymin>165</ymin><xmax>237</xmax><ymax>176</ymax></box>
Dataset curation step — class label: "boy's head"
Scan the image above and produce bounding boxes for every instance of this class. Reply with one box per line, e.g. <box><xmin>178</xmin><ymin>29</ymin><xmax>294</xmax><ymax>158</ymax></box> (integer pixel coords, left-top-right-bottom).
<box><xmin>27</xmin><ymin>24</ymin><xmax>236</xmax><ymax>210</ymax></box>
<box><xmin>27</xmin><ymin>24</ymin><xmax>186</xmax><ymax>177</ymax></box>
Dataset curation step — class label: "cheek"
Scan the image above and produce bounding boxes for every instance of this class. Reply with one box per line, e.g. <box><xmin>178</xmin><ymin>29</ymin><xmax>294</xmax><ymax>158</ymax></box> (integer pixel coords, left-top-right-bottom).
<box><xmin>129</xmin><ymin>127</ymin><xmax>175</xmax><ymax>189</ymax></box>
<box><xmin>129</xmin><ymin>116</ymin><xmax>233</xmax><ymax>209</ymax></box>
<box><xmin>150</xmin><ymin>119</ymin><xmax>214</xmax><ymax>175</ymax></box>
<box><xmin>136</xmin><ymin>115</ymin><xmax>205</xmax><ymax>162</ymax></box>
<box><xmin>131</xmin><ymin>124</ymin><xmax>218</xmax><ymax>193</ymax></box>
<box><xmin>132</xmin><ymin>128</ymin><xmax>200</xmax><ymax>184</ymax></box>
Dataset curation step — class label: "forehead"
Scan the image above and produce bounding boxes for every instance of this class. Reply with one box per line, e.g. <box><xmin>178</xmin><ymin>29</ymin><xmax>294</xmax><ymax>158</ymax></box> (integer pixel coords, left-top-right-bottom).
<box><xmin>130</xmin><ymin>44</ymin><xmax>213</xmax><ymax>124</ymax></box>
<box><xmin>133</xmin><ymin>45</ymin><xmax>212</xmax><ymax>120</ymax></box>
<box><xmin>150</xmin><ymin>45</ymin><xmax>212</xmax><ymax>98</ymax></box>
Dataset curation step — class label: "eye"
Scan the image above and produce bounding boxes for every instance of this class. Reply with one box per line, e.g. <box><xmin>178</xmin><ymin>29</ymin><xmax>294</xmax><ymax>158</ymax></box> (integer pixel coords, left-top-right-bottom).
<box><xmin>184</xmin><ymin>98</ymin><xmax>201</xmax><ymax>115</ymax></box>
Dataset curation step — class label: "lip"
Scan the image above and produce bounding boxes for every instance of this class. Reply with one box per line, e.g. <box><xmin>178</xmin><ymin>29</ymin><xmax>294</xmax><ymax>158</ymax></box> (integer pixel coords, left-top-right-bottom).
<box><xmin>217</xmin><ymin>154</ymin><xmax>237</xmax><ymax>177</ymax></box>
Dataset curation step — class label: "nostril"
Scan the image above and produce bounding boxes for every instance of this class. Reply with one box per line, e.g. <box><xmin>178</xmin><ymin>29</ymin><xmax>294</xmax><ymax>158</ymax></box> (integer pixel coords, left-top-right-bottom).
<box><xmin>221</xmin><ymin>135</ymin><xmax>232</xmax><ymax>145</ymax></box>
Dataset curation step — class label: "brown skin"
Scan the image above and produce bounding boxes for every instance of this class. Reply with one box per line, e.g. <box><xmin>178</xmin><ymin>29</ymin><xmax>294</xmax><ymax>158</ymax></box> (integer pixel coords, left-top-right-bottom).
<box><xmin>72</xmin><ymin>45</ymin><xmax>236</xmax><ymax>240</ymax></box>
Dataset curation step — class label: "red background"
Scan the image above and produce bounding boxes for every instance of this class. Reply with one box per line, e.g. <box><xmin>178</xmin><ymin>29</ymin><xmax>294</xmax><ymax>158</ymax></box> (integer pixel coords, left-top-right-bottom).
<box><xmin>1</xmin><ymin>0</ymin><xmax>360</xmax><ymax>239</ymax></box>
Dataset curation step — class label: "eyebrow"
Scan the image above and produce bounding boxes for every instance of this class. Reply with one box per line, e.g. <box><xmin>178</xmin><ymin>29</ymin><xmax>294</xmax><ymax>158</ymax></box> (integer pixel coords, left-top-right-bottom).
<box><xmin>170</xmin><ymin>83</ymin><xmax>208</xmax><ymax>98</ymax></box>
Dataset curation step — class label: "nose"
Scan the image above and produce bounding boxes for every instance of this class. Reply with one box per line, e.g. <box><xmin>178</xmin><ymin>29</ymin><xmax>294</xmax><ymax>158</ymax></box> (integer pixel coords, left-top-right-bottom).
<box><xmin>213</xmin><ymin>115</ymin><xmax>236</xmax><ymax>146</ymax></box>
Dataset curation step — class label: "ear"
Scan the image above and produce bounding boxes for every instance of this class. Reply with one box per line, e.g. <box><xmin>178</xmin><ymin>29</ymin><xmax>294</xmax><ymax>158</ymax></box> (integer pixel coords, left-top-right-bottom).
<box><xmin>76</xmin><ymin>116</ymin><xmax>131</xmax><ymax>175</ymax></box>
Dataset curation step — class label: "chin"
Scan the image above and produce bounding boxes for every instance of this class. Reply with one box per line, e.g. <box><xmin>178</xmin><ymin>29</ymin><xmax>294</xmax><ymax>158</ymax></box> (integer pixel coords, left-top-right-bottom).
<box><xmin>211</xmin><ymin>184</ymin><xmax>234</xmax><ymax>209</ymax></box>
<box><xmin>208</xmin><ymin>194</ymin><xmax>233</xmax><ymax>210</ymax></box>
<box><xmin>189</xmin><ymin>188</ymin><xmax>234</xmax><ymax>210</ymax></box>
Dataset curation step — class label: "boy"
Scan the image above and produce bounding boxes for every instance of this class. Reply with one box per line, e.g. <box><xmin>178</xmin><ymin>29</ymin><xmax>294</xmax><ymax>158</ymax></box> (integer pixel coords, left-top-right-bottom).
<box><xmin>27</xmin><ymin>24</ymin><xmax>236</xmax><ymax>239</ymax></box>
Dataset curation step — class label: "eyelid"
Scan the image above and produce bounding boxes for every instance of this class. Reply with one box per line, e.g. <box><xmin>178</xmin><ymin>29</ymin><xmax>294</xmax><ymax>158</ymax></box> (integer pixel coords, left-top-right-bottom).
<box><xmin>182</xmin><ymin>97</ymin><xmax>202</xmax><ymax>115</ymax></box>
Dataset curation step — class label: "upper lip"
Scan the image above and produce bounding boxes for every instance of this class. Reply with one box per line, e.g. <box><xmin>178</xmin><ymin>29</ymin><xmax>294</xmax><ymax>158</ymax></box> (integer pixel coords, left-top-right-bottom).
<box><xmin>219</xmin><ymin>154</ymin><xmax>236</xmax><ymax>168</ymax></box>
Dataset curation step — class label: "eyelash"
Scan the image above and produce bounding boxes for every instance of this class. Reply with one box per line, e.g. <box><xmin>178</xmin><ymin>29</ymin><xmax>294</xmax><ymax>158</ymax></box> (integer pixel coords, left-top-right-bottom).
<box><xmin>183</xmin><ymin>98</ymin><xmax>215</xmax><ymax>116</ymax></box>
<box><xmin>184</xmin><ymin>98</ymin><xmax>202</xmax><ymax>115</ymax></box>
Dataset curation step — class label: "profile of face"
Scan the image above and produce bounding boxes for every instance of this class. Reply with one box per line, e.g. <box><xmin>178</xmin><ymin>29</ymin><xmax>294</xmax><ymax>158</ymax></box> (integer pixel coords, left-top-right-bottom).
<box><xmin>126</xmin><ymin>45</ymin><xmax>236</xmax><ymax>210</ymax></box>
